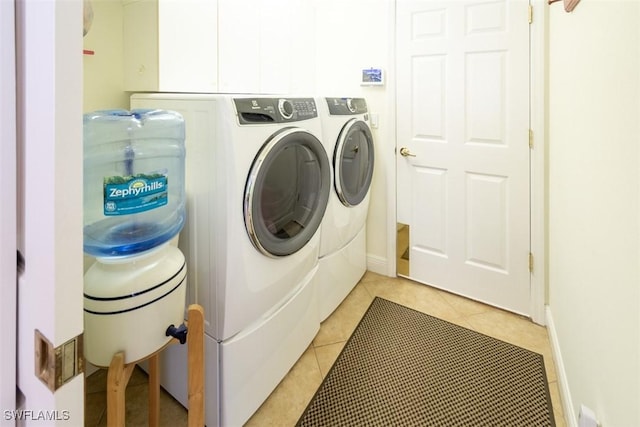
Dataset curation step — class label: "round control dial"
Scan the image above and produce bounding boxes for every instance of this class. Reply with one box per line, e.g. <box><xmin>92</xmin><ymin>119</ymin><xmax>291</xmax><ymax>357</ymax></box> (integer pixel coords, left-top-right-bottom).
<box><xmin>346</xmin><ymin>98</ymin><xmax>357</xmax><ymax>113</ymax></box>
<box><xmin>278</xmin><ymin>99</ymin><xmax>294</xmax><ymax>120</ymax></box>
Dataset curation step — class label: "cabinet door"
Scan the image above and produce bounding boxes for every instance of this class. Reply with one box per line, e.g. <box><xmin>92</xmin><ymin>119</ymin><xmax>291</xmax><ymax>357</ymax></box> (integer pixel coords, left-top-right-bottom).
<box><xmin>259</xmin><ymin>0</ymin><xmax>317</xmax><ymax>94</ymax></box>
<box><xmin>258</xmin><ymin>1</ymin><xmax>293</xmax><ymax>94</ymax></box>
<box><xmin>286</xmin><ymin>0</ymin><xmax>317</xmax><ymax>95</ymax></box>
<box><xmin>217</xmin><ymin>0</ymin><xmax>261</xmax><ymax>93</ymax></box>
<box><xmin>218</xmin><ymin>0</ymin><xmax>316</xmax><ymax>94</ymax></box>
<box><xmin>158</xmin><ymin>0</ymin><xmax>217</xmax><ymax>92</ymax></box>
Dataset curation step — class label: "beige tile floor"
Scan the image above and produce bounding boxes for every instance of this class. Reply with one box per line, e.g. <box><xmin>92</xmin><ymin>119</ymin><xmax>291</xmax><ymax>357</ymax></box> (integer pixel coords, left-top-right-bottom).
<box><xmin>85</xmin><ymin>272</ymin><xmax>566</xmax><ymax>426</ymax></box>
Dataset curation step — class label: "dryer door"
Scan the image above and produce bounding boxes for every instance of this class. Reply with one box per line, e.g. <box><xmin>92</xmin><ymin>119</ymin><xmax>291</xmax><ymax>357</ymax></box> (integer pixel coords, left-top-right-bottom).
<box><xmin>245</xmin><ymin>127</ymin><xmax>330</xmax><ymax>257</ymax></box>
<box><xmin>334</xmin><ymin>119</ymin><xmax>375</xmax><ymax>207</ymax></box>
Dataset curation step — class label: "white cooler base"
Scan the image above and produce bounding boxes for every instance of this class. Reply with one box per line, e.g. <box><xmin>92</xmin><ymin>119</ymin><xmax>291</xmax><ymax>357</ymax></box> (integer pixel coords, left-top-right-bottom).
<box><xmin>149</xmin><ymin>264</ymin><xmax>320</xmax><ymax>427</ymax></box>
<box><xmin>317</xmin><ymin>226</ymin><xmax>367</xmax><ymax>322</ymax></box>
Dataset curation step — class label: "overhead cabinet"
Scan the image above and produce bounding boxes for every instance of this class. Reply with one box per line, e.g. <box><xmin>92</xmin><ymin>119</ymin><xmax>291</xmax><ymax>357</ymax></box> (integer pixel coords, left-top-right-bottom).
<box><xmin>217</xmin><ymin>0</ymin><xmax>316</xmax><ymax>94</ymax></box>
<box><xmin>123</xmin><ymin>0</ymin><xmax>218</xmax><ymax>92</ymax></box>
<box><xmin>123</xmin><ymin>0</ymin><xmax>315</xmax><ymax>94</ymax></box>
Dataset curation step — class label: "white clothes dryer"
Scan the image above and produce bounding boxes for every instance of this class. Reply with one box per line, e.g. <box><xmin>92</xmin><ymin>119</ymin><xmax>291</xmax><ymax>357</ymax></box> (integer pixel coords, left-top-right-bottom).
<box><xmin>316</xmin><ymin>97</ymin><xmax>375</xmax><ymax>321</ymax></box>
<box><xmin>130</xmin><ymin>94</ymin><xmax>330</xmax><ymax>427</ymax></box>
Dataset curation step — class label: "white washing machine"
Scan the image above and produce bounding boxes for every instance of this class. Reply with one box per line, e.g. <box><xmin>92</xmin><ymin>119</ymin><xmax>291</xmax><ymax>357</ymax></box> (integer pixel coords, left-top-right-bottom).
<box><xmin>316</xmin><ymin>97</ymin><xmax>375</xmax><ymax>321</ymax></box>
<box><xmin>130</xmin><ymin>94</ymin><xmax>330</xmax><ymax>427</ymax></box>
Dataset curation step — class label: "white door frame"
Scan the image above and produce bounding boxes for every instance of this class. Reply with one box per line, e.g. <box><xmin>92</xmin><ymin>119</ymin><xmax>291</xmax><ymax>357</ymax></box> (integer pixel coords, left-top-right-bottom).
<box><xmin>528</xmin><ymin>0</ymin><xmax>547</xmax><ymax>325</ymax></box>
<box><xmin>15</xmin><ymin>0</ymin><xmax>85</xmax><ymax>423</ymax></box>
<box><xmin>0</xmin><ymin>0</ymin><xmax>17</xmax><ymax>423</ymax></box>
<box><xmin>387</xmin><ymin>0</ymin><xmax>547</xmax><ymax>325</ymax></box>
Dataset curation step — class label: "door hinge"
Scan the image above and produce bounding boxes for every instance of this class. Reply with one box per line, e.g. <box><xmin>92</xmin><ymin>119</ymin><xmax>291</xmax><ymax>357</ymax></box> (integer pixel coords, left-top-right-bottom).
<box><xmin>35</xmin><ymin>330</ymin><xmax>84</xmax><ymax>392</ymax></box>
<box><xmin>528</xmin><ymin>5</ymin><xmax>533</xmax><ymax>24</ymax></box>
<box><xmin>528</xmin><ymin>129</ymin><xmax>534</xmax><ymax>149</ymax></box>
<box><xmin>528</xmin><ymin>252</ymin><xmax>534</xmax><ymax>272</ymax></box>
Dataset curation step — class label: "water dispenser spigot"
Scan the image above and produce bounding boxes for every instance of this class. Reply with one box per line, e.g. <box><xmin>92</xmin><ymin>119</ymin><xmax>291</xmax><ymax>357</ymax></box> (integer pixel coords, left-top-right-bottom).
<box><xmin>166</xmin><ymin>323</ymin><xmax>188</xmax><ymax>344</ymax></box>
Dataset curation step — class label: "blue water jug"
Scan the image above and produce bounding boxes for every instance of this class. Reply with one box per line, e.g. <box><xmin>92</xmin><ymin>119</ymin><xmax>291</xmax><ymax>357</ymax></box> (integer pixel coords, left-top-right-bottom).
<box><xmin>83</xmin><ymin>109</ymin><xmax>186</xmax><ymax>257</ymax></box>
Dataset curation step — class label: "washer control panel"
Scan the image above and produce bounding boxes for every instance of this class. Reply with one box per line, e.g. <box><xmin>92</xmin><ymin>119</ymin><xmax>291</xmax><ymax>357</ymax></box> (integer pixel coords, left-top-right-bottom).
<box><xmin>235</xmin><ymin>98</ymin><xmax>318</xmax><ymax>124</ymax></box>
<box><xmin>326</xmin><ymin>97</ymin><xmax>368</xmax><ymax>115</ymax></box>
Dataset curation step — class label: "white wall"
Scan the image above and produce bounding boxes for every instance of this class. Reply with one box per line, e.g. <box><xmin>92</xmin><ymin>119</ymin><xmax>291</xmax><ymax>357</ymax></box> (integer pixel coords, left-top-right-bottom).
<box><xmin>83</xmin><ymin>0</ymin><xmax>129</xmax><ymax>112</ymax></box>
<box><xmin>547</xmin><ymin>1</ymin><xmax>640</xmax><ymax>425</ymax></box>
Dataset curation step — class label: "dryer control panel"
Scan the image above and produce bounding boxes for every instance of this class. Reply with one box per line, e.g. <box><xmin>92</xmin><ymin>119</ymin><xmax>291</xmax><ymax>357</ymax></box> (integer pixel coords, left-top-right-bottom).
<box><xmin>235</xmin><ymin>98</ymin><xmax>318</xmax><ymax>124</ymax></box>
<box><xmin>326</xmin><ymin>97</ymin><xmax>368</xmax><ymax>115</ymax></box>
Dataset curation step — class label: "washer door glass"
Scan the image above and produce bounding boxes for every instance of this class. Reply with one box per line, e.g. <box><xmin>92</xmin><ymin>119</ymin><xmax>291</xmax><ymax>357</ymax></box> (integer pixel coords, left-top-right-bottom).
<box><xmin>245</xmin><ymin>128</ymin><xmax>330</xmax><ymax>257</ymax></box>
<box><xmin>334</xmin><ymin>119</ymin><xmax>375</xmax><ymax>207</ymax></box>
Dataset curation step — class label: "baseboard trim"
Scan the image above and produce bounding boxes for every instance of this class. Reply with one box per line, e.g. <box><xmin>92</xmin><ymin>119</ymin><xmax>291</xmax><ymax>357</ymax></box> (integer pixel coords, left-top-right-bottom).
<box><xmin>366</xmin><ymin>254</ymin><xmax>389</xmax><ymax>276</ymax></box>
<box><xmin>545</xmin><ymin>305</ymin><xmax>577</xmax><ymax>427</ymax></box>
<box><xmin>85</xmin><ymin>362</ymin><xmax>100</xmax><ymax>377</ymax></box>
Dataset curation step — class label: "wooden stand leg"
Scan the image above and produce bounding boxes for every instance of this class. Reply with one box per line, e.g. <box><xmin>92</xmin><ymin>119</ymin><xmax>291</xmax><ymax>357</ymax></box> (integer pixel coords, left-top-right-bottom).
<box><xmin>187</xmin><ymin>304</ymin><xmax>205</xmax><ymax>427</ymax></box>
<box><xmin>107</xmin><ymin>352</ymin><xmax>135</xmax><ymax>427</ymax></box>
<box><xmin>148</xmin><ymin>353</ymin><xmax>161</xmax><ymax>427</ymax></box>
<box><xmin>105</xmin><ymin>304</ymin><xmax>205</xmax><ymax>427</ymax></box>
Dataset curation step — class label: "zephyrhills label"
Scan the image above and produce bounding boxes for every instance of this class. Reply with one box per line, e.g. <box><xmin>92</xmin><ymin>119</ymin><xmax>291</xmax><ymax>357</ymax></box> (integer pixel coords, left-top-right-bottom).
<box><xmin>104</xmin><ymin>172</ymin><xmax>168</xmax><ymax>215</ymax></box>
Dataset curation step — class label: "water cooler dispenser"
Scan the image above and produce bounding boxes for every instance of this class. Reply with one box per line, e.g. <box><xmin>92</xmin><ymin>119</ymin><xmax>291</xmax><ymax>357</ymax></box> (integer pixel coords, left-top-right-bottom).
<box><xmin>82</xmin><ymin>109</ymin><xmax>187</xmax><ymax>367</ymax></box>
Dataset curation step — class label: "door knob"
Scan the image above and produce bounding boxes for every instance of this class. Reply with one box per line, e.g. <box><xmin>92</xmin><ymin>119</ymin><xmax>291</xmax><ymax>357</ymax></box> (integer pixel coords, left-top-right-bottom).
<box><xmin>399</xmin><ymin>147</ymin><xmax>416</xmax><ymax>157</ymax></box>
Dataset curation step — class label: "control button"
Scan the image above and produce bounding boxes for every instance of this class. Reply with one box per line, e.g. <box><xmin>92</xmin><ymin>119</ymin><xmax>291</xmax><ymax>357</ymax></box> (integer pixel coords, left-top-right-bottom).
<box><xmin>278</xmin><ymin>99</ymin><xmax>294</xmax><ymax>119</ymax></box>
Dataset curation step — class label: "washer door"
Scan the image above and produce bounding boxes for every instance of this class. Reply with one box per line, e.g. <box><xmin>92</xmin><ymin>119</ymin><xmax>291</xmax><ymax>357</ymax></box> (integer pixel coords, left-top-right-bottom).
<box><xmin>245</xmin><ymin>127</ymin><xmax>330</xmax><ymax>257</ymax></box>
<box><xmin>334</xmin><ymin>119</ymin><xmax>375</xmax><ymax>207</ymax></box>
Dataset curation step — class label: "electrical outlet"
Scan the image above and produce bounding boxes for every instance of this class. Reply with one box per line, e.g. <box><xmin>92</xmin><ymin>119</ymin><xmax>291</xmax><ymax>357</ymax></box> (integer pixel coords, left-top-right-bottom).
<box><xmin>578</xmin><ymin>404</ymin><xmax>598</xmax><ymax>427</ymax></box>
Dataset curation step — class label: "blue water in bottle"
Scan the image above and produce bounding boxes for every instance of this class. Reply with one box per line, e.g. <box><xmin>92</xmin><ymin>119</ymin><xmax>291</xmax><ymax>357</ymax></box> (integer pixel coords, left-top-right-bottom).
<box><xmin>83</xmin><ymin>109</ymin><xmax>186</xmax><ymax>257</ymax></box>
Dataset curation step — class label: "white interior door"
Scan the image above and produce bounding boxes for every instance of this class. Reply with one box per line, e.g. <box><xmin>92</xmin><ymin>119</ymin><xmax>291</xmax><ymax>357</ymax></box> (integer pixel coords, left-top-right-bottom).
<box><xmin>396</xmin><ymin>0</ymin><xmax>531</xmax><ymax>315</ymax></box>
<box><xmin>14</xmin><ymin>1</ymin><xmax>85</xmax><ymax>423</ymax></box>
<box><xmin>0</xmin><ymin>1</ymin><xmax>17</xmax><ymax>423</ymax></box>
